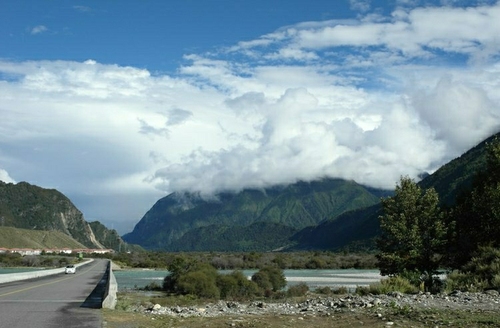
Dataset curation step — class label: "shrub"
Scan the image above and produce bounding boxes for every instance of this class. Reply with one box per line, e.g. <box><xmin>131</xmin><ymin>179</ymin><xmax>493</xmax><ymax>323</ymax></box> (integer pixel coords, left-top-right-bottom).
<box><xmin>142</xmin><ymin>281</ymin><xmax>162</xmax><ymax>291</ymax></box>
<box><xmin>314</xmin><ymin>286</ymin><xmax>333</xmax><ymax>295</ymax></box>
<box><xmin>314</xmin><ymin>286</ymin><xmax>349</xmax><ymax>295</ymax></box>
<box><xmin>163</xmin><ymin>259</ymin><xmax>221</xmax><ymax>299</ymax></box>
<box><xmin>251</xmin><ymin>266</ymin><xmax>286</xmax><ymax>292</ymax></box>
<box><xmin>445</xmin><ymin>270</ymin><xmax>487</xmax><ymax>293</ymax></box>
<box><xmin>216</xmin><ymin>270</ymin><xmax>260</xmax><ymax>299</ymax></box>
<box><xmin>445</xmin><ymin>247</ymin><xmax>500</xmax><ymax>292</ymax></box>
<box><xmin>176</xmin><ymin>269</ymin><xmax>220</xmax><ymax>299</ymax></box>
<box><xmin>251</xmin><ymin>270</ymin><xmax>272</xmax><ymax>292</ymax></box>
<box><xmin>332</xmin><ymin>286</ymin><xmax>349</xmax><ymax>294</ymax></box>
<box><xmin>287</xmin><ymin>282</ymin><xmax>309</xmax><ymax>297</ymax></box>
<box><xmin>357</xmin><ymin>276</ymin><xmax>419</xmax><ymax>295</ymax></box>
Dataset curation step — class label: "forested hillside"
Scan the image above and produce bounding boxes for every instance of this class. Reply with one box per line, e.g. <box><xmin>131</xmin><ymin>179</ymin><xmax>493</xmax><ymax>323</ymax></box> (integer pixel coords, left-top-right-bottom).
<box><xmin>123</xmin><ymin>178</ymin><xmax>384</xmax><ymax>251</ymax></box>
<box><xmin>293</xmin><ymin>132</ymin><xmax>500</xmax><ymax>251</ymax></box>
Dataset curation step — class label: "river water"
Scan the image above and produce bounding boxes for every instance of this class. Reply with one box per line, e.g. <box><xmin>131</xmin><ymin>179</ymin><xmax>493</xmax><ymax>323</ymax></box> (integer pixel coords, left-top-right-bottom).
<box><xmin>113</xmin><ymin>269</ymin><xmax>383</xmax><ymax>291</ymax></box>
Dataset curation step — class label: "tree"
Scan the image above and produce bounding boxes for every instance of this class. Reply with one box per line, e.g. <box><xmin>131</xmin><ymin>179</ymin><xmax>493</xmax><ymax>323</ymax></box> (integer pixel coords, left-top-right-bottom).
<box><xmin>450</xmin><ymin>138</ymin><xmax>500</xmax><ymax>268</ymax></box>
<box><xmin>377</xmin><ymin>176</ymin><xmax>447</xmax><ymax>291</ymax></box>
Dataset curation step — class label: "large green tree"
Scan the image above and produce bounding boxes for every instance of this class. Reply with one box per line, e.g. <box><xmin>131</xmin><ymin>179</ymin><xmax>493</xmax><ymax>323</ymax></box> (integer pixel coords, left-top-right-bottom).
<box><xmin>377</xmin><ymin>176</ymin><xmax>447</xmax><ymax>290</ymax></box>
<box><xmin>450</xmin><ymin>139</ymin><xmax>500</xmax><ymax>268</ymax></box>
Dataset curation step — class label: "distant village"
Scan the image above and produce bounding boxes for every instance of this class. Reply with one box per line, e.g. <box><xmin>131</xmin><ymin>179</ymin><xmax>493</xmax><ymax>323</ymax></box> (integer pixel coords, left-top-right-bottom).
<box><xmin>0</xmin><ymin>247</ymin><xmax>114</xmax><ymax>256</ymax></box>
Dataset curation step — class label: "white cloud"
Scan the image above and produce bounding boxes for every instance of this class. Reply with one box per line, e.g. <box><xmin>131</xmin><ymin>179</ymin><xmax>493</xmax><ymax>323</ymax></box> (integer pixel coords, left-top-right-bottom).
<box><xmin>73</xmin><ymin>5</ymin><xmax>91</xmax><ymax>12</ymax></box>
<box><xmin>411</xmin><ymin>74</ymin><xmax>500</xmax><ymax>153</ymax></box>
<box><xmin>350</xmin><ymin>0</ymin><xmax>371</xmax><ymax>13</ymax></box>
<box><xmin>233</xmin><ymin>2</ymin><xmax>500</xmax><ymax>65</ymax></box>
<box><xmin>30</xmin><ymin>25</ymin><xmax>48</xmax><ymax>35</ymax></box>
<box><xmin>0</xmin><ymin>169</ymin><xmax>15</xmax><ymax>184</ymax></box>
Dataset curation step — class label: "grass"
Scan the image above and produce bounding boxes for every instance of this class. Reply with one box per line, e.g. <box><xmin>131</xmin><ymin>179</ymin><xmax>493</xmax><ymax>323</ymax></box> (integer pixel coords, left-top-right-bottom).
<box><xmin>102</xmin><ymin>291</ymin><xmax>500</xmax><ymax>328</ymax></box>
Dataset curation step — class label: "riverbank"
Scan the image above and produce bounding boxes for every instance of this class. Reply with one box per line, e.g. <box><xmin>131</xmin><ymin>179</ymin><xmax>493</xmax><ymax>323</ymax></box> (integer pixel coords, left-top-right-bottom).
<box><xmin>103</xmin><ymin>290</ymin><xmax>500</xmax><ymax>327</ymax></box>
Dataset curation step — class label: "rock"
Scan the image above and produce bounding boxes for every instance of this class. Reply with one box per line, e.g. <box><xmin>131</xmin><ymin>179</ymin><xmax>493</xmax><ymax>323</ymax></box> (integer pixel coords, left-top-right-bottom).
<box><xmin>485</xmin><ymin>290</ymin><xmax>499</xmax><ymax>297</ymax></box>
<box><xmin>131</xmin><ymin>291</ymin><xmax>500</xmax><ymax>319</ymax></box>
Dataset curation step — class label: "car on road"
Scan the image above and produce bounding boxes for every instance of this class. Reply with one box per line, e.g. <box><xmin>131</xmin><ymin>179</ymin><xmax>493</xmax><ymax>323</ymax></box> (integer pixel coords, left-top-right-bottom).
<box><xmin>65</xmin><ymin>265</ymin><xmax>76</xmax><ymax>274</ymax></box>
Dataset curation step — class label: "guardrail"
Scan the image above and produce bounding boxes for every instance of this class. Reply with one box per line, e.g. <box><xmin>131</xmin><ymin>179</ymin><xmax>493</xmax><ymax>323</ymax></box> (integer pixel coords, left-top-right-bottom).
<box><xmin>102</xmin><ymin>260</ymin><xmax>117</xmax><ymax>309</ymax></box>
<box><xmin>0</xmin><ymin>259</ymin><xmax>94</xmax><ymax>284</ymax></box>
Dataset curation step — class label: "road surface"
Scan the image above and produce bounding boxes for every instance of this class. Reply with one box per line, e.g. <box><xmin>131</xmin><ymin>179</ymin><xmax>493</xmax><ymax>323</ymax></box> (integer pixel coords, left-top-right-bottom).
<box><xmin>0</xmin><ymin>259</ymin><xmax>109</xmax><ymax>328</ymax></box>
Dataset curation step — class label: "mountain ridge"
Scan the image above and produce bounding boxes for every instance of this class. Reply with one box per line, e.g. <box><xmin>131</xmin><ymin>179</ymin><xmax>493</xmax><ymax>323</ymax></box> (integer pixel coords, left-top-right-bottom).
<box><xmin>123</xmin><ymin>178</ymin><xmax>386</xmax><ymax>251</ymax></box>
<box><xmin>0</xmin><ymin>181</ymin><xmax>133</xmax><ymax>251</ymax></box>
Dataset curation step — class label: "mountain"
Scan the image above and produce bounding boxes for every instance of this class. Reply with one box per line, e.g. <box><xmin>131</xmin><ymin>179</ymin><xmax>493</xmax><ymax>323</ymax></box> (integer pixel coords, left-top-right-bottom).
<box><xmin>170</xmin><ymin>222</ymin><xmax>299</xmax><ymax>252</ymax></box>
<box><xmin>0</xmin><ymin>181</ymin><xmax>132</xmax><ymax>251</ymax></box>
<box><xmin>0</xmin><ymin>226</ymin><xmax>87</xmax><ymax>249</ymax></box>
<box><xmin>122</xmin><ymin>178</ymin><xmax>385</xmax><ymax>251</ymax></box>
<box><xmin>292</xmin><ymin>132</ymin><xmax>500</xmax><ymax>251</ymax></box>
<box><xmin>89</xmin><ymin>221</ymin><xmax>142</xmax><ymax>252</ymax></box>
<box><xmin>417</xmin><ymin>134</ymin><xmax>496</xmax><ymax>206</ymax></box>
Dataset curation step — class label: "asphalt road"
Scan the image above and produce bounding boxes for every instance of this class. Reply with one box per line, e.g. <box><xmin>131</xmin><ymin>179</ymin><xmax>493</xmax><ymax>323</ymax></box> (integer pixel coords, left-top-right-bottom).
<box><xmin>0</xmin><ymin>259</ymin><xmax>109</xmax><ymax>328</ymax></box>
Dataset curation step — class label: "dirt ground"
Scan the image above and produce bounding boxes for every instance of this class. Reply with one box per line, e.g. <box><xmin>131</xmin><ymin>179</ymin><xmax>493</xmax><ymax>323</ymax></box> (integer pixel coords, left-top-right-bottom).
<box><xmin>102</xmin><ymin>307</ymin><xmax>500</xmax><ymax>328</ymax></box>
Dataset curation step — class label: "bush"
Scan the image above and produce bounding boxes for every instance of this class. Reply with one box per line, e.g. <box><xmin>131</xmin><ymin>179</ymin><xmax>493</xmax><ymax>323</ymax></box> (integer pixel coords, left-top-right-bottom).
<box><xmin>356</xmin><ymin>276</ymin><xmax>419</xmax><ymax>295</ymax></box>
<box><xmin>251</xmin><ymin>266</ymin><xmax>286</xmax><ymax>292</ymax></box>
<box><xmin>142</xmin><ymin>281</ymin><xmax>162</xmax><ymax>291</ymax></box>
<box><xmin>314</xmin><ymin>286</ymin><xmax>333</xmax><ymax>295</ymax></box>
<box><xmin>216</xmin><ymin>270</ymin><xmax>260</xmax><ymax>299</ymax></box>
<box><xmin>251</xmin><ymin>270</ymin><xmax>273</xmax><ymax>292</ymax></box>
<box><xmin>164</xmin><ymin>259</ymin><xmax>220</xmax><ymax>299</ymax></box>
<box><xmin>445</xmin><ymin>247</ymin><xmax>500</xmax><ymax>292</ymax></box>
<box><xmin>287</xmin><ymin>282</ymin><xmax>309</xmax><ymax>297</ymax></box>
<box><xmin>176</xmin><ymin>269</ymin><xmax>220</xmax><ymax>299</ymax></box>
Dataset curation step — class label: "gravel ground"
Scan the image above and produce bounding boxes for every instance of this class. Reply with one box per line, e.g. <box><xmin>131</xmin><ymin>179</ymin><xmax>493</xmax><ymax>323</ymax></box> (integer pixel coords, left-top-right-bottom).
<box><xmin>103</xmin><ymin>290</ymin><xmax>500</xmax><ymax>328</ymax></box>
<box><xmin>129</xmin><ymin>290</ymin><xmax>500</xmax><ymax>318</ymax></box>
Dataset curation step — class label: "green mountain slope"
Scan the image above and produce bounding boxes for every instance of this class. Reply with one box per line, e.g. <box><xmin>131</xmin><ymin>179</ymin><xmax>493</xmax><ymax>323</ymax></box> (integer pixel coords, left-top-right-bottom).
<box><xmin>123</xmin><ymin>178</ymin><xmax>383</xmax><ymax>251</ymax></box>
<box><xmin>0</xmin><ymin>181</ymin><xmax>131</xmax><ymax>251</ymax></box>
<box><xmin>0</xmin><ymin>226</ymin><xmax>86</xmax><ymax>249</ymax></box>
<box><xmin>293</xmin><ymin>132</ymin><xmax>500</xmax><ymax>251</ymax></box>
<box><xmin>417</xmin><ymin>133</ymin><xmax>498</xmax><ymax>206</ymax></box>
<box><xmin>171</xmin><ymin>222</ymin><xmax>299</xmax><ymax>252</ymax></box>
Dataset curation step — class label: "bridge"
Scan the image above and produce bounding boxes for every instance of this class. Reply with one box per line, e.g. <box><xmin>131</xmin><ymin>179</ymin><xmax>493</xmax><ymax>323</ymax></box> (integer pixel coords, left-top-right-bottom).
<box><xmin>0</xmin><ymin>259</ymin><xmax>117</xmax><ymax>328</ymax></box>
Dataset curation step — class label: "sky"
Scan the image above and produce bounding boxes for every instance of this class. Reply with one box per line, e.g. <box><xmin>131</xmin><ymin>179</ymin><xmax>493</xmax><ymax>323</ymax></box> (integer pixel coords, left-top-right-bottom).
<box><xmin>1</xmin><ymin>0</ymin><xmax>500</xmax><ymax>235</ymax></box>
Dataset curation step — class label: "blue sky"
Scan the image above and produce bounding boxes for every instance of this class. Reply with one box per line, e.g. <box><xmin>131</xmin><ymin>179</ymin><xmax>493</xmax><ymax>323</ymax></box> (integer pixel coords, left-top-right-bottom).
<box><xmin>1</xmin><ymin>1</ymin><xmax>500</xmax><ymax>234</ymax></box>
<box><xmin>1</xmin><ymin>1</ymin><xmax>359</xmax><ymax>72</ymax></box>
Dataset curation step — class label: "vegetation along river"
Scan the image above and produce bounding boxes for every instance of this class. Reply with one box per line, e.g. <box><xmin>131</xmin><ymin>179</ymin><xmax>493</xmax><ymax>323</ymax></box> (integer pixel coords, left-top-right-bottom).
<box><xmin>113</xmin><ymin>269</ymin><xmax>383</xmax><ymax>291</ymax></box>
